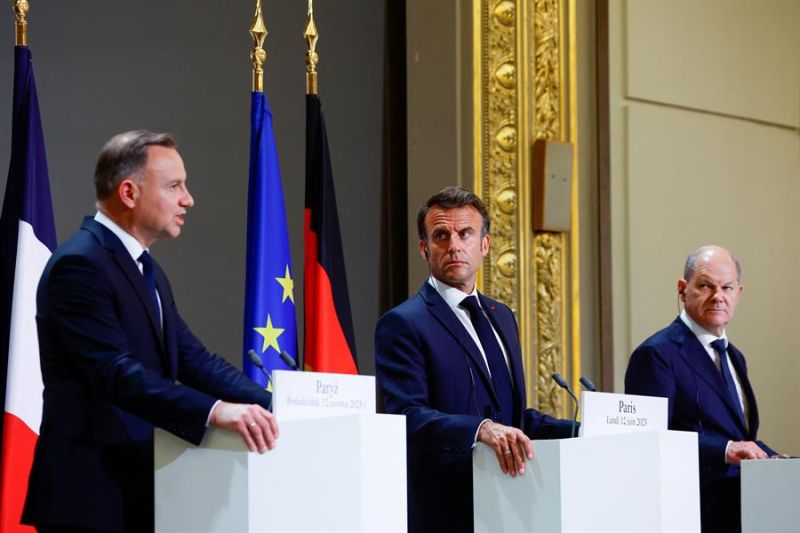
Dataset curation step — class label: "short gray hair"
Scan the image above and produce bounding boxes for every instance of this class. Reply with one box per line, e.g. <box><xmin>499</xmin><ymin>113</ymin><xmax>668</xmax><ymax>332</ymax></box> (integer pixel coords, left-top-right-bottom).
<box><xmin>94</xmin><ymin>130</ymin><xmax>176</xmax><ymax>200</ymax></box>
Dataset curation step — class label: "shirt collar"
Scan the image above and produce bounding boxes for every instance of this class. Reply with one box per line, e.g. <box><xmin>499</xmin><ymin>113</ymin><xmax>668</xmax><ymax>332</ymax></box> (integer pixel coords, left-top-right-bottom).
<box><xmin>428</xmin><ymin>275</ymin><xmax>479</xmax><ymax>311</ymax></box>
<box><xmin>680</xmin><ymin>309</ymin><xmax>727</xmax><ymax>348</ymax></box>
<box><xmin>94</xmin><ymin>210</ymin><xmax>147</xmax><ymax>262</ymax></box>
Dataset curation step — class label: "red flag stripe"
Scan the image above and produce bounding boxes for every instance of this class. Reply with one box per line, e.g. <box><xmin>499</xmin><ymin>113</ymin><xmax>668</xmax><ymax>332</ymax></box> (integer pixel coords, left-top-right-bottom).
<box><xmin>0</xmin><ymin>413</ymin><xmax>36</xmax><ymax>532</ymax></box>
<box><xmin>304</xmin><ymin>211</ymin><xmax>357</xmax><ymax>374</ymax></box>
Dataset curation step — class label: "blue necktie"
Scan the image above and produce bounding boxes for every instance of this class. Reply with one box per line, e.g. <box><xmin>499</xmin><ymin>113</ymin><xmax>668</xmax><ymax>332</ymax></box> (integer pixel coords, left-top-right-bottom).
<box><xmin>711</xmin><ymin>338</ymin><xmax>744</xmax><ymax>425</ymax></box>
<box><xmin>138</xmin><ymin>251</ymin><xmax>161</xmax><ymax>326</ymax></box>
<box><xmin>461</xmin><ymin>296</ymin><xmax>516</xmax><ymax>425</ymax></box>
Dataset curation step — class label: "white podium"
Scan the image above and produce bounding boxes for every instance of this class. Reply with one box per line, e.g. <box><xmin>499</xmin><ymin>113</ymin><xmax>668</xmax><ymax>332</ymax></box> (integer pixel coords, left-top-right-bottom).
<box><xmin>473</xmin><ymin>430</ymin><xmax>700</xmax><ymax>533</ymax></box>
<box><xmin>741</xmin><ymin>458</ymin><xmax>800</xmax><ymax>533</ymax></box>
<box><xmin>154</xmin><ymin>413</ymin><xmax>406</xmax><ymax>532</ymax></box>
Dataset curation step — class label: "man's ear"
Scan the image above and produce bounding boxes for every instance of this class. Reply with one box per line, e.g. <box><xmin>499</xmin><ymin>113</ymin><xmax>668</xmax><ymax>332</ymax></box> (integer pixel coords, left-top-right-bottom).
<box><xmin>677</xmin><ymin>279</ymin><xmax>687</xmax><ymax>302</ymax></box>
<box><xmin>480</xmin><ymin>234</ymin><xmax>490</xmax><ymax>257</ymax></box>
<box><xmin>419</xmin><ymin>240</ymin><xmax>429</xmax><ymax>261</ymax></box>
<box><xmin>118</xmin><ymin>179</ymin><xmax>137</xmax><ymax>209</ymax></box>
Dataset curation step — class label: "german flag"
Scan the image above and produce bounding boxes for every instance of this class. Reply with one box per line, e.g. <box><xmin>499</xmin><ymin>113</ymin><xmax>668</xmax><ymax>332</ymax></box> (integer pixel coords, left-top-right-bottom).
<box><xmin>303</xmin><ymin>94</ymin><xmax>357</xmax><ymax>374</ymax></box>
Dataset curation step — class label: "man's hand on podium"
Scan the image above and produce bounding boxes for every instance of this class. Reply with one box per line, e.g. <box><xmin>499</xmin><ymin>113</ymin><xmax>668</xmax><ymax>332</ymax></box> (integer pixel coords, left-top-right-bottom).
<box><xmin>477</xmin><ymin>420</ymin><xmax>533</xmax><ymax>477</ymax></box>
<box><xmin>209</xmin><ymin>401</ymin><xmax>279</xmax><ymax>453</ymax></box>
<box><xmin>725</xmin><ymin>441</ymin><xmax>768</xmax><ymax>465</ymax></box>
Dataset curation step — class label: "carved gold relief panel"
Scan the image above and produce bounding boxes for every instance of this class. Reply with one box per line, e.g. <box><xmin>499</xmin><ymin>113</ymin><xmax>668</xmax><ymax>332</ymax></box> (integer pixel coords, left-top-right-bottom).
<box><xmin>474</xmin><ymin>0</ymin><xmax>578</xmax><ymax>418</ymax></box>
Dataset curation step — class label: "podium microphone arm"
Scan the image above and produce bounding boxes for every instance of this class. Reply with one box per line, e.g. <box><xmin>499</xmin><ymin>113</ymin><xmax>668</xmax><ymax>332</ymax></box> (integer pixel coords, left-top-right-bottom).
<box><xmin>579</xmin><ymin>375</ymin><xmax>598</xmax><ymax>392</ymax></box>
<box><xmin>247</xmin><ymin>349</ymin><xmax>271</xmax><ymax>385</ymax></box>
<box><xmin>552</xmin><ymin>372</ymin><xmax>579</xmax><ymax>438</ymax></box>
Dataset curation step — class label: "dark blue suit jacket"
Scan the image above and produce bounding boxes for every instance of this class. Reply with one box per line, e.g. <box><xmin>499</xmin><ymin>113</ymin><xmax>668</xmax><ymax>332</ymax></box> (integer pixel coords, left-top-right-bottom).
<box><xmin>625</xmin><ymin>317</ymin><xmax>775</xmax><ymax>532</ymax></box>
<box><xmin>22</xmin><ymin>217</ymin><xmax>270</xmax><ymax>533</ymax></box>
<box><xmin>375</xmin><ymin>282</ymin><xmax>572</xmax><ymax>533</ymax></box>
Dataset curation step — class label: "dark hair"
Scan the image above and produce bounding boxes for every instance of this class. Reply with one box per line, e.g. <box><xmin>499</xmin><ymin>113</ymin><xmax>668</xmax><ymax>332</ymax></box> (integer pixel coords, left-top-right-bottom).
<box><xmin>683</xmin><ymin>246</ymin><xmax>742</xmax><ymax>283</ymax></box>
<box><xmin>94</xmin><ymin>130</ymin><xmax>176</xmax><ymax>200</ymax></box>
<box><xmin>416</xmin><ymin>186</ymin><xmax>490</xmax><ymax>241</ymax></box>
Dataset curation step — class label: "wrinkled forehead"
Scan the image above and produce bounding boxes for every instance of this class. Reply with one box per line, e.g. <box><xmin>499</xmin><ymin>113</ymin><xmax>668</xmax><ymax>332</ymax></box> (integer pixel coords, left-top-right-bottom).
<box><xmin>691</xmin><ymin>255</ymin><xmax>739</xmax><ymax>283</ymax></box>
<box><xmin>425</xmin><ymin>205</ymin><xmax>482</xmax><ymax>230</ymax></box>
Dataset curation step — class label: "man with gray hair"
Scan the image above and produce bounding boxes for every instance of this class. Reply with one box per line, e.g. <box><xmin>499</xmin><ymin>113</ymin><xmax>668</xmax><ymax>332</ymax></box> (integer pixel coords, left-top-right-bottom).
<box><xmin>22</xmin><ymin>130</ymin><xmax>278</xmax><ymax>533</ymax></box>
<box><xmin>625</xmin><ymin>244</ymin><xmax>782</xmax><ymax>533</ymax></box>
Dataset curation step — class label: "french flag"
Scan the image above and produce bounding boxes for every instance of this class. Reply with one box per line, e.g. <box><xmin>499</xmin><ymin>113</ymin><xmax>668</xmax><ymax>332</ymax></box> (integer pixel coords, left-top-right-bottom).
<box><xmin>0</xmin><ymin>45</ymin><xmax>56</xmax><ymax>532</ymax></box>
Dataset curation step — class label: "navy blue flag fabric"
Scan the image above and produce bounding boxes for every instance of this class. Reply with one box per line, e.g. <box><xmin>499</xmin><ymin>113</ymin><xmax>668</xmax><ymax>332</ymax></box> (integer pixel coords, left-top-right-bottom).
<box><xmin>242</xmin><ymin>91</ymin><xmax>298</xmax><ymax>390</ymax></box>
<box><xmin>1</xmin><ymin>45</ymin><xmax>57</xmax><ymax>532</ymax></box>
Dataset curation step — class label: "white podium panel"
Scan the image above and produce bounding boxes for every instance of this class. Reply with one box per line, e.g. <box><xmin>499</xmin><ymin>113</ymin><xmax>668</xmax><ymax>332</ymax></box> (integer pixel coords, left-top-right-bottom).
<box><xmin>155</xmin><ymin>414</ymin><xmax>406</xmax><ymax>533</ymax></box>
<box><xmin>741</xmin><ymin>458</ymin><xmax>800</xmax><ymax>533</ymax></box>
<box><xmin>473</xmin><ymin>430</ymin><xmax>700</xmax><ymax>533</ymax></box>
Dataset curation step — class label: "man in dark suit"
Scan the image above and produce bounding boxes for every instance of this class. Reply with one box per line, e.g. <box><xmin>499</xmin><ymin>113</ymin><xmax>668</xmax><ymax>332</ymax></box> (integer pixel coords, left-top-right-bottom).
<box><xmin>22</xmin><ymin>131</ymin><xmax>279</xmax><ymax>533</ymax></box>
<box><xmin>375</xmin><ymin>186</ymin><xmax>573</xmax><ymax>533</ymax></box>
<box><xmin>625</xmin><ymin>244</ymin><xmax>782</xmax><ymax>533</ymax></box>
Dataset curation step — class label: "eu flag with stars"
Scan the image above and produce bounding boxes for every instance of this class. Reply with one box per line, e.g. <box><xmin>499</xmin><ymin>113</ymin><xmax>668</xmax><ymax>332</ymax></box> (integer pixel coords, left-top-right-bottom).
<box><xmin>242</xmin><ymin>91</ymin><xmax>297</xmax><ymax>389</ymax></box>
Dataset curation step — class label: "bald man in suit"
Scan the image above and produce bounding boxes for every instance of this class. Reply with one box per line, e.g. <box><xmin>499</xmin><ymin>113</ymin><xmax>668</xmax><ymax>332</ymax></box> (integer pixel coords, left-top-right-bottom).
<box><xmin>625</xmin><ymin>245</ymin><xmax>783</xmax><ymax>533</ymax></box>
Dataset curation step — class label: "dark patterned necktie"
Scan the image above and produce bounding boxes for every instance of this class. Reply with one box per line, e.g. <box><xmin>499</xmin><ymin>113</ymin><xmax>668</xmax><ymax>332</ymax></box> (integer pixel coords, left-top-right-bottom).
<box><xmin>138</xmin><ymin>251</ymin><xmax>161</xmax><ymax>325</ymax></box>
<box><xmin>711</xmin><ymin>338</ymin><xmax>744</xmax><ymax>424</ymax></box>
<box><xmin>461</xmin><ymin>296</ymin><xmax>515</xmax><ymax>425</ymax></box>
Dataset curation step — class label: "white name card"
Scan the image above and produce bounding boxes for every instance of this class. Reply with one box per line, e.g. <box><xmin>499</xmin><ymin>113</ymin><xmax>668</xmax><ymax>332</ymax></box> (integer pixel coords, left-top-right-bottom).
<box><xmin>271</xmin><ymin>370</ymin><xmax>375</xmax><ymax>421</ymax></box>
<box><xmin>579</xmin><ymin>391</ymin><xmax>667</xmax><ymax>437</ymax></box>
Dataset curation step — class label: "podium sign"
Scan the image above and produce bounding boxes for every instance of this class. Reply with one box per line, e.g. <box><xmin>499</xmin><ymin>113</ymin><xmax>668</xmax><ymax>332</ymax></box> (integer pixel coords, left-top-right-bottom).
<box><xmin>579</xmin><ymin>391</ymin><xmax>667</xmax><ymax>437</ymax></box>
<box><xmin>271</xmin><ymin>369</ymin><xmax>375</xmax><ymax>420</ymax></box>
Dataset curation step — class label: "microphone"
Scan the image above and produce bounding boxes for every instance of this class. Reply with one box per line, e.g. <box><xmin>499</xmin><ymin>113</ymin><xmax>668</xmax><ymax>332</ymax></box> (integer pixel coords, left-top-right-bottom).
<box><xmin>279</xmin><ymin>350</ymin><xmax>299</xmax><ymax>371</ymax></box>
<box><xmin>551</xmin><ymin>372</ymin><xmax>579</xmax><ymax>438</ymax></box>
<box><xmin>247</xmin><ymin>349</ymin><xmax>271</xmax><ymax>383</ymax></box>
<box><xmin>579</xmin><ymin>375</ymin><xmax>597</xmax><ymax>392</ymax></box>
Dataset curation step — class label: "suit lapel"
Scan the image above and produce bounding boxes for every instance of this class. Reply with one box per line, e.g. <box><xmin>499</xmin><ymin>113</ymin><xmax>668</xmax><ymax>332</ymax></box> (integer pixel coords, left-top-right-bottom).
<box><xmin>420</xmin><ymin>283</ymin><xmax>501</xmax><ymax>408</ymax></box>
<box><xmin>728</xmin><ymin>343</ymin><xmax>759</xmax><ymax>438</ymax></box>
<box><xmin>672</xmin><ymin>319</ymin><xmax>748</xmax><ymax>433</ymax></box>
<box><xmin>83</xmin><ymin>218</ymin><xmax>165</xmax><ymax>350</ymax></box>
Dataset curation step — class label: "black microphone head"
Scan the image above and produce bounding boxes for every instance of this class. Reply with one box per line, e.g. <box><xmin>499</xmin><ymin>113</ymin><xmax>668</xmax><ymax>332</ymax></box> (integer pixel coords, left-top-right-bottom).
<box><xmin>551</xmin><ymin>372</ymin><xmax>569</xmax><ymax>389</ymax></box>
<box><xmin>279</xmin><ymin>351</ymin><xmax>298</xmax><ymax>370</ymax></box>
<box><xmin>248</xmin><ymin>349</ymin><xmax>264</xmax><ymax>369</ymax></box>
<box><xmin>579</xmin><ymin>375</ymin><xmax>597</xmax><ymax>392</ymax></box>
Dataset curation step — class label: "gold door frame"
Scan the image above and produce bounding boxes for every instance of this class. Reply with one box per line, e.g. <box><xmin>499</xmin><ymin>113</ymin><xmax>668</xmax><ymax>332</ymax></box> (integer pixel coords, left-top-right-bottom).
<box><xmin>473</xmin><ymin>0</ymin><xmax>580</xmax><ymax>417</ymax></box>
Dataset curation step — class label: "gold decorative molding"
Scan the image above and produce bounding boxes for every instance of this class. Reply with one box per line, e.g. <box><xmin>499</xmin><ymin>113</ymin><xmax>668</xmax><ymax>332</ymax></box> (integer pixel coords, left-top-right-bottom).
<box><xmin>474</xmin><ymin>0</ymin><xmax>579</xmax><ymax>418</ymax></box>
<box><xmin>15</xmin><ymin>0</ymin><xmax>29</xmax><ymax>47</ymax></box>
<box><xmin>478</xmin><ymin>0</ymin><xmax>520</xmax><ymax>313</ymax></box>
<box><xmin>533</xmin><ymin>231</ymin><xmax>565</xmax><ymax>414</ymax></box>
<box><xmin>532</xmin><ymin>0</ymin><xmax>561</xmax><ymax>140</ymax></box>
<box><xmin>250</xmin><ymin>0</ymin><xmax>267</xmax><ymax>93</ymax></box>
<box><xmin>531</xmin><ymin>0</ymin><xmax>567</xmax><ymax>414</ymax></box>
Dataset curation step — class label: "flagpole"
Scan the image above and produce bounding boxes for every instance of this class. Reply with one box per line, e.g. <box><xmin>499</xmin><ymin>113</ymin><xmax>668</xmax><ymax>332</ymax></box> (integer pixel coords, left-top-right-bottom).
<box><xmin>15</xmin><ymin>0</ymin><xmax>29</xmax><ymax>46</ymax></box>
<box><xmin>304</xmin><ymin>0</ymin><xmax>318</xmax><ymax>96</ymax></box>
<box><xmin>250</xmin><ymin>0</ymin><xmax>266</xmax><ymax>93</ymax></box>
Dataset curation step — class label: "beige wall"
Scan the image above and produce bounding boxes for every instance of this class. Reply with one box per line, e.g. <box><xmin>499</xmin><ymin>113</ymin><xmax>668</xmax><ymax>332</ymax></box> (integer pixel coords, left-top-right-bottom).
<box><xmin>609</xmin><ymin>0</ymin><xmax>800</xmax><ymax>454</ymax></box>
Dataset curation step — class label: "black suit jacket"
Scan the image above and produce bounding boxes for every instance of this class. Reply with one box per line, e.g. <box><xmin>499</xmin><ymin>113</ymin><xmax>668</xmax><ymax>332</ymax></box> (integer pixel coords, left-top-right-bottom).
<box><xmin>625</xmin><ymin>317</ymin><xmax>775</xmax><ymax>532</ymax></box>
<box><xmin>375</xmin><ymin>282</ymin><xmax>573</xmax><ymax>533</ymax></box>
<box><xmin>22</xmin><ymin>217</ymin><xmax>269</xmax><ymax>532</ymax></box>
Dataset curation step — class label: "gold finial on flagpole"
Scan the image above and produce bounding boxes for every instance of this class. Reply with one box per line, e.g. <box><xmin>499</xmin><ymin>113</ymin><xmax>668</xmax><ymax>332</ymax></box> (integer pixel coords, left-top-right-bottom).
<box><xmin>304</xmin><ymin>0</ymin><xmax>319</xmax><ymax>95</ymax></box>
<box><xmin>250</xmin><ymin>0</ymin><xmax>267</xmax><ymax>93</ymax></box>
<box><xmin>14</xmin><ymin>0</ymin><xmax>30</xmax><ymax>46</ymax></box>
